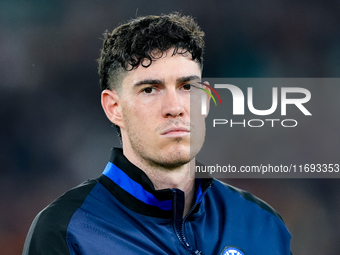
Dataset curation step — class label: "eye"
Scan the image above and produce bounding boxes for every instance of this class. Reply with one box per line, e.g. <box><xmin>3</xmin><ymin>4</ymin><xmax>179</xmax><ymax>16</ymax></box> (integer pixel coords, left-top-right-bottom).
<box><xmin>142</xmin><ymin>87</ymin><xmax>155</xmax><ymax>94</ymax></box>
<box><xmin>182</xmin><ymin>84</ymin><xmax>193</xmax><ymax>91</ymax></box>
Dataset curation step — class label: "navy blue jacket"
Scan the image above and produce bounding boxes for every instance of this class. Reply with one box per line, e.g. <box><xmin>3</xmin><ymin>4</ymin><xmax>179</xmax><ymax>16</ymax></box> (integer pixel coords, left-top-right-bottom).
<box><xmin>23</xmin><ymin>148</ymin><xmax>291</xmax><ymax>255</ymax></box>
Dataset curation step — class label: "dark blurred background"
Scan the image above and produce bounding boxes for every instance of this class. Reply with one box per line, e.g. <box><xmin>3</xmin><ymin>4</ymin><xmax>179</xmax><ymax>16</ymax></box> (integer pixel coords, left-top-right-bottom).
<box><xmin>1</xmin><ymin>0</ymin><xmax>340</xmax><ymax>254</ymax></box>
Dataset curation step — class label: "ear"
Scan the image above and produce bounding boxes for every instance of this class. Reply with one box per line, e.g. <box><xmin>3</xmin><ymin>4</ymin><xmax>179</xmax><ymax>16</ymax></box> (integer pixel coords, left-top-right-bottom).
<box><xmin>101</xmin><ymin>89</ymin><xmax>125</xmax><ymax>128</ymax></box>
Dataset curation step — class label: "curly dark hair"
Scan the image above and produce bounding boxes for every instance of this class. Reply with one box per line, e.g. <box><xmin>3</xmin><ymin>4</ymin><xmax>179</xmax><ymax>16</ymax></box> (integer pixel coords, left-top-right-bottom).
<box><xmin>98</xmin><ymin>12</ymin><xmax>205</xmax><ymax>91</ymax></box>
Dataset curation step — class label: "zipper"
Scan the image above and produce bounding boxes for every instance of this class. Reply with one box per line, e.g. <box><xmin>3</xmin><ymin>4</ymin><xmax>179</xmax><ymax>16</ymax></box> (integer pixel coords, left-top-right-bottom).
<box><xmin>172</xmin><ymin>183</ymin><xmax>213</xmax><ymax>255</ymax></box>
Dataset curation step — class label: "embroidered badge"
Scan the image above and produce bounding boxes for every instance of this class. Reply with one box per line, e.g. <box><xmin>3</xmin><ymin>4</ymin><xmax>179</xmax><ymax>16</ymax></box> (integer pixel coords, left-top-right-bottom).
<box><xmin>221</xmin><ymin>246</ymin><xmax>245</xmax><ymax>255</ymax></box>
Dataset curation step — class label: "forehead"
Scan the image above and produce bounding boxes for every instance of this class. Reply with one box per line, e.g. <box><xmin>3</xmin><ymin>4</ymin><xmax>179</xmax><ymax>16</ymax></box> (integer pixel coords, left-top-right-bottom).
<box><xmin>122</xmin><ymin>52</ymin><xmax>202</xmax><ymax>89</ymax></box>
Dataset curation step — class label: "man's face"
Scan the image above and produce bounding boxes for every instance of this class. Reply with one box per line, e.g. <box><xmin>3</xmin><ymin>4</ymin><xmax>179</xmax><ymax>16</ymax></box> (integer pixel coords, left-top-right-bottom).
<box><xmin>118</xmin><ymin>50</ymin><xmax>206</xmax><ymax>168</ymax></box>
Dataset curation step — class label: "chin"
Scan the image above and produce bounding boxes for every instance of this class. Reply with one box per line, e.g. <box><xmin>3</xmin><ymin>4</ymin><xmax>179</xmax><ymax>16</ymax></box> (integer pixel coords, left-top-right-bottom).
<box><xmin>158</xmin><ymin>158</ymin><xmax>191</xmax><ymax>169</ymax></box>
<box><xmin>156</xmin><ymin>147</ymin><xmax>192</xmax><ymax>168</ymax></box>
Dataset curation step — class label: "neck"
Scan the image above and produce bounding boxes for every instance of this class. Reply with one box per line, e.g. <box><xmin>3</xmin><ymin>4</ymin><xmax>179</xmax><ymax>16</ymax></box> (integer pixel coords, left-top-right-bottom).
<box><xmin>123</xmin><ymin>147</ymin><xmax>195</xmax><ymax>217</ymax></box>
<box><xmin>144</xmin><ymin>162</ymin><xmax>195</xmax><ymax>217</ymax></box>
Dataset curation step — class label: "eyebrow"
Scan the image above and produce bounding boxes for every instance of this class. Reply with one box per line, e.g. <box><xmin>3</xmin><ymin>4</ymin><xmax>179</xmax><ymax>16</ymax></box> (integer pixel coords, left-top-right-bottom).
<box><xmin>177</xmin><ymin>75</ymin><xmax>201</xmax><ymax>83</ymax></box>
<box><xmin>133</xmin><ymin>75</ymin><xmax>201</xmax><ymax>87</ymax></box>
<box><xmin>133</xmin><ymin>79</ymin><xmax>164</xmax><ymax>87</ymax></box>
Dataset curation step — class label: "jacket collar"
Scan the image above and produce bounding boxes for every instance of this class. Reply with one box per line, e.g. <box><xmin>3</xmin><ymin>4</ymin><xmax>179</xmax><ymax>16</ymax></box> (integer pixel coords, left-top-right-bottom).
<box><xmin>98</xmin><ymin>148</ymin><xmax>213</xmax><ymax>218</ymax></box>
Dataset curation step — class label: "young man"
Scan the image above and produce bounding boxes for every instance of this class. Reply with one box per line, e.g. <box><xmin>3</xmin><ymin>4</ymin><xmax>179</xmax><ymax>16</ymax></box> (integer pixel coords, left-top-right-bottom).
<box><xmin>23</xmin><ymin>13</ymin><xmax>291</xmax><ymax>255</ymax></box>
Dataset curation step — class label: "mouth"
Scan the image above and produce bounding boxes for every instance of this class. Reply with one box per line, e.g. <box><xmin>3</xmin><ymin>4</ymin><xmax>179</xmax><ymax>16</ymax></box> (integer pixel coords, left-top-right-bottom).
<box><xmin>161</xmin><ymin>127</ymin><xmax>190</xmax><ymax>138</ymax></box>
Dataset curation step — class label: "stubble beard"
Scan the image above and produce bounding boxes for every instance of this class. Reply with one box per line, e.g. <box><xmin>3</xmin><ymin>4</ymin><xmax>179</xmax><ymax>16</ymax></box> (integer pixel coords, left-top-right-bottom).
<box><xmin>124</xmin><ymin>117</ymin><xmax>205</xmax><ymax>170</ymax></box>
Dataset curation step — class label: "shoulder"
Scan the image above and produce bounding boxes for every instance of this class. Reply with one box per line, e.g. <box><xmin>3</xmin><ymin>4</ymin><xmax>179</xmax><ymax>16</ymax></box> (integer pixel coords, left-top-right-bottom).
<box><xmin>210</xmin><ymin>179</ymin><xmax>285</xmax><ymax>222</ymax></box>
<box><xmin>23</xmin><ymin>179</ymin><xmax>99</xmax><ymax>255</ymax></box>
<box><xmin>38</xmin><ymin>178</ymin><xmax>99</xmax><ymax>227</ymax></box>
<box><xmin>201</xmin><ymin>179</ymin><xmax>292</xmax><ymax>255</ymax></box>
<box><xmin>207</xmin><ymin>179</ymin><xmax>291</xmax><ymax>251</ymax></box>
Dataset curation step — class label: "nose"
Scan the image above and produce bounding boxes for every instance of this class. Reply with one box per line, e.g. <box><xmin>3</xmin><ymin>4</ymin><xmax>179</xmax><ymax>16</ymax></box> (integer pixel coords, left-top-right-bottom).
<box><xmin>161</xmin><ymin>89</ymin><xmax>185</xmax><ymax>117</ymax></box>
